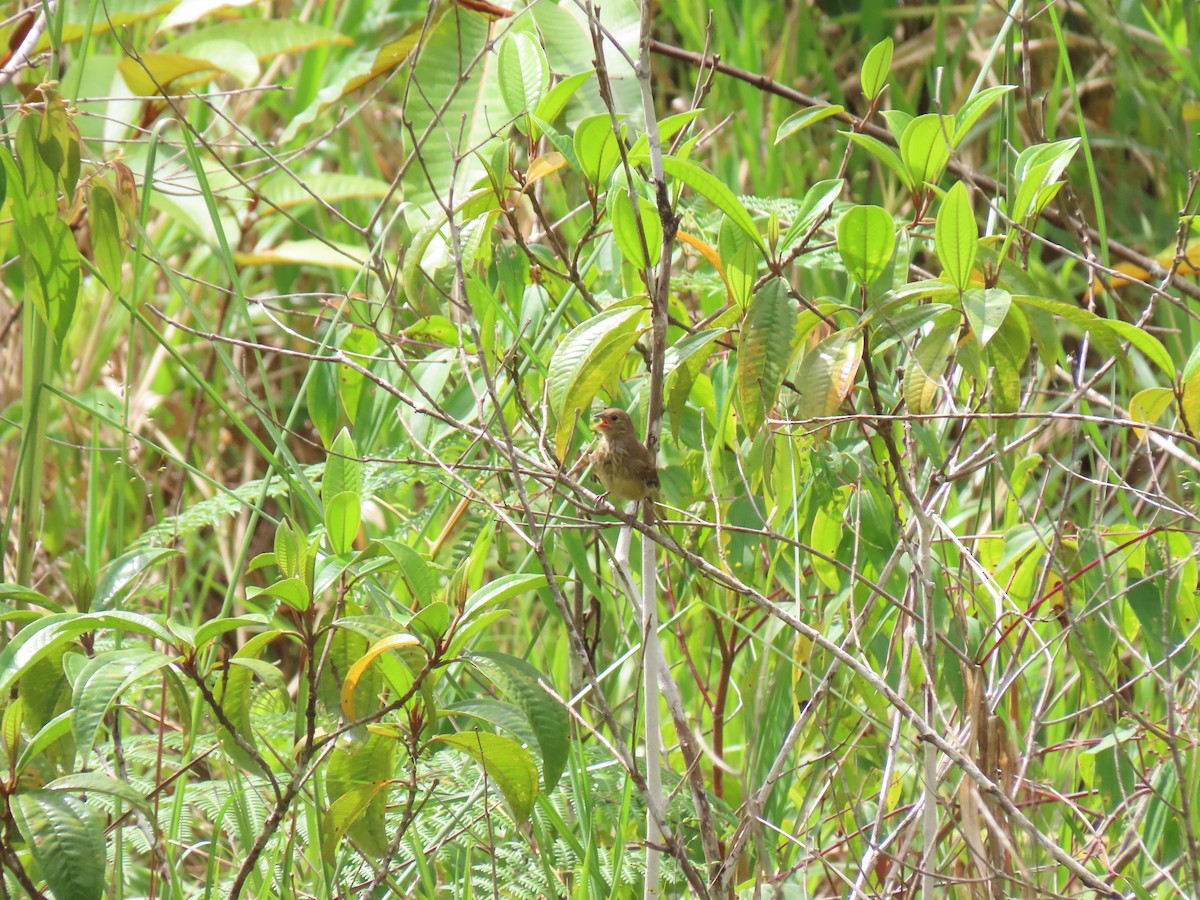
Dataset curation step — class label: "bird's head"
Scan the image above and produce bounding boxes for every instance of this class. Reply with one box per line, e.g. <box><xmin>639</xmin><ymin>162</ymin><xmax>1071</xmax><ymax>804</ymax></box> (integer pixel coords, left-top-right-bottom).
<box><xmin>592</xmin><ymin>407</ymin><xmax>636</xmax><ymax>440</ymax></box>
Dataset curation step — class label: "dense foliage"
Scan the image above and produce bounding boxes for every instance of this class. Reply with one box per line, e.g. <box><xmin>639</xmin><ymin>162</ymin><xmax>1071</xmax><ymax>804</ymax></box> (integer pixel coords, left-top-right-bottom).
<box><xmin>1</xmin><ymin>0</ymin><xmax>1199</xmax><ymax>897</ymax></box>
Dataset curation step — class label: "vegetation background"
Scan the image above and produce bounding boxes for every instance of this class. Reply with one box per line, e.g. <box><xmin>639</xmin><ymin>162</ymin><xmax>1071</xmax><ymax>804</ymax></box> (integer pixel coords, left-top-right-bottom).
<box><xmin>0</xmin><ymin>0</ymin><xmax>1198</xmax><ymax>897</ymax></box>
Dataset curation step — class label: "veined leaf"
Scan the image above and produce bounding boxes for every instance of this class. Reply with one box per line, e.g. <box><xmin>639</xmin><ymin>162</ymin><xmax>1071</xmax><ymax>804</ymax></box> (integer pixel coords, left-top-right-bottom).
<box><xmin>548</xmin><ymin>306</ymin><xmax>646</xmax><ymax>458</ymax></box>
<box><xmin>963</xmin><ymin>288</ymin><xmax>1011</xmax><ymax>348</ymax></box>
<box><xmin>904</xmin><ymin>324</ymin><xmax>958</xmax><ymax>414</ymax></box>
<box><xmin>498</xmin><ymin>31</ymin><xmax>550</xmax><ymax>120</ymax></box>
<box><xmin>14</xmin><ymin>791</ymin><xmax>105</xmax><ymax>900</ymax></box>
<box><xmin>935</xmin><ymin>182</ymin><xmax>978</xmax><ymax>292</ymax></box>
<box><xmin>609</xmin><ymin>191</ymin><xmax>663</xmax><ymax>269</ymax></box>
<box><xmin>794</xmin><ymin>329</ymin><xmax>863</xmax><ymax>422</ymax></box>
<box><xmin>860</xmin><ymin>38</ymin><xmax>893</xmax><ymax>101</ymax></box>
<box><xmin>435</xmin><ymin>731</ymin><xmax>539</xmax><ymax>823</ymax></box>
<box><xmin>837</xmin><ymin>205</ymin><xmax>896</xmax><ymax>287</ymax></box>
<box><xmin>737</xmin><ymin>279</ymin><xmax>797</xmax><ymax>436</ymax></box>
<box><xmin>953</xmin><ymin>85</ymin><xmax>1017</xmax><ymax>146</ymax></box>
<box><xmin>900</xmin><ymin>114</ymin><xmax>953</xmax><ymax>188</ymax></box>
<box><xmin>661</xmin><ymin>155</ymin><xmax>764</xmax><ymax>250</ymax></box>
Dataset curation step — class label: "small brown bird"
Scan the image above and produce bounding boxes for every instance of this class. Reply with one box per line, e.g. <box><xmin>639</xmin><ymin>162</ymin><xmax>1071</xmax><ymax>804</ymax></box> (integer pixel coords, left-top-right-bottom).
<box><xmin>589</xmin><ymin>408</ymin><xmax>660</xmax><ymax>517</ymax></box>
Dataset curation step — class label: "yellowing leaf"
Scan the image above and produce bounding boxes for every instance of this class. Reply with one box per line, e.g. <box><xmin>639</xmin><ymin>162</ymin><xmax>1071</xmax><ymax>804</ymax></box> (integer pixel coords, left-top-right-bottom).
<box><xmin>341</xmin><ymin>634</ymin><xmax>422</xmax><ymax>720</ymax></box>
<box><xmin>523</xmin><ymin>152</ymin><xmax>566</xmax><ymax>190</ymax></box>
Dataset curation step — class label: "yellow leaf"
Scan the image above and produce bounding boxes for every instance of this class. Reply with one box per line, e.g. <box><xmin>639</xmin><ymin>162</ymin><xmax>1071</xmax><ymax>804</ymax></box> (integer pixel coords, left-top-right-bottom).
<box><xmin>341</xmin><ymin>634</ymin><xmax>422</xmax><ymax>720</ymax></box>
<box><xmin>523</xmin><ymin>152</ymin><xmax>566</xmax><ymax>191</ymax></box>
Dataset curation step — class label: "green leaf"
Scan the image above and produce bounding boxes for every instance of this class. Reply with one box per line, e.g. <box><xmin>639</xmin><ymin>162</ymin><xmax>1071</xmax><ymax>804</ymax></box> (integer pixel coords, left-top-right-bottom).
<box><xmin>325</xmin><ymin>491</ymin><xmax>362</xmax><ymax>555</ymax></box>
<box><xmin>904</xmin><ymin>324</ymin><xmax>958</xmax><ymax>414</ymax></box>
<box><xmin>0</xmin><ymin>612</ymin><xmax>174</xmax><ymax>697</ymax></box>
<box><xmin>794</xmin><ymin>329</ymin><xmax>863</xmax><ymax>420</ymax></box>
<box><xmin>462</xmin><ymin>573</ymin><xmax>548</xmax><ymax>617</ymax></box>
<box><xmin>378</xmin><ymin>540</ymin><xmax>439</xmax><ymax>605</ymax></box>
<box><xmin>780</xmin><ymin>178</ymin><xmax>843</xmax><ymax>249</ymax></box>
<box><xmin>1011</xmin><ymin>294</ymin><xmax>1120</xmax><ymax>360</ymax></box>
<box><xmin>87</xmin><ymin>179</ymin><xmax>124</xmax><ymax>291</ymax></box>
<box><xmin>846</xmin><ymin>133</ymin><xmax>913</xmax><ymax>191</ymax></box>
<box><xmin>609</xmin><ymin>191</ymin><xmax>662</xmax><ymax>269</ymax></box>
<box><xmin>191</xmin><ymin>614</ymin><xmax>270</xmax><ymax>652</ymax></box>
<box><xmin>985</xmin><ymin>306</ymin><xmax>1030</xmax><ymax>413</ymax></box>
<box><xmin>774</xmin><ymin>106</ymin><xmax>845</xmax><ymax>144</ymax></box>
<box><xmin>953</xmin><ymin>85</ymin><xmax>1017</xmax><ymax>146</ymax></box>
<box><xmin>548</xmin><ymin>306</ymin><xmax>645</xmax><ymax>458</ymax></box>
<box><xmin>468</xmin><ymin>651</ymin><xmax>569</xmax><ymax>792</ymax></box>
<box><xmin>274</xmin><ymin>518</ymin><xmax>303</xmax><ymax>580</ymax></box>
<box><xmin>719</xmin><ymin>215</ymin><xmax>761</xmax><ymax>307</ymax></box>
<box><xmin>1129</xmin><ymin>388</ymin><xmax>1176</xmax><ymax>442</ymax></box>
<box><xmin>322</xmin><ymin>782</ymin><xmax>393</xmax><ymax>864</ymax></box>
<box><xmin>498</xmin><ymin>31</ymin><xmax>551</xmax><ymax>120</ymax></box>
<box><xmin>900</xmin><ymin>114</ymin><xmax>953</xmax><ymax>188</ymax></box>
<box><xmin>251</xmin><ymin>576</ymin><xmax>311</xmax><ymax>612</ymax></box>
<box><xmin>1104</xmin><ymin>319</ymin><xmax>1176</xmax><ymax>380</ymax></box>
<box><xmin>45</xmin><ymin>772</ymin><xmax>152</xmax><ymax>814</ymax></box>
<box><xmin>737</xmin><ymin>279</ymin><xmax>797</xmax><ymax>436</ymax></box>
<box><xmin>15</xmin><ymin>711</ymin><xmax>71</xmax><ymax>777</ymax></box>
<box><xmin>14</xmin><ymin>790</ymin><xmax>105</xmax><ymax>900</ymax></box>
<box><xmin>532</xmin><ymin>71</ymin><xmax>593</xmax><ymax>132</ymax></box>
<box><xmin>72</xmin><ymin>649</ymin><xmax>173</xmax><ymax>767</ymax></box>
<box><xmin>573</xmin><ymin>113</ymin><xmax>624</xmax><ymax>186</ymax></box>
<box><xmin>860</xmin><ymin>37</ymin><xmax>894</xmax><ymax>101</ymax></box>
<box><xmin>660</xmin><ymin>155</ymin><xmax>764</xmax><ymax>250</ymax></box>
<box><xmin>307</xmin><ymin>360</ymin><xmax>340</xmax><ymax>447</ymax></box>
<box><xmin>324</xmin><ymin>731</ymin><xmax>396</xmax><ymax>861</ymax></box>
<box><xmin>837</xmin><ymin>205</ymin><xmax>896</xmax><ymax>286</ymax></box>
<box><xmin>934</xmin><ymin>182</ymin><xmax>977</xmax><ymax>292</ymax></box>
<box><xmin>93</xmin><ymin>546</ymin><xmax>179</xmax><ymax>612</ymax></box>
<box><xmin>324</xmin><ymin>428</ymin><xmax>361</xmax><ymax>504</ymax></box>
<box><xmin>214</xmin><ymin>631</ymin><xmax>284</xmax><ymax>769</ymax></box>
<box><xmin>1010</xmin><ymin>139</ymin><xmax>1080</xmax><ymax>223</ymax></box>
<box><xmin>963</xmin><ymin>288</ymin><xmax>1011</xmax><ymax>348</ymax></box>
<box><xmin>435</xmin><ymin>731</ymin><xmax>539</xmax><ymax>823</ymax></box>
<box><xmin>627</xmin><ymin>109</ymin><xmax>704</xmax><ymax>166</ymax></box>
<box><xmin>20</xmin><ymin>211</ymin><xmax>80</xmax><ymax>346</ymax></box>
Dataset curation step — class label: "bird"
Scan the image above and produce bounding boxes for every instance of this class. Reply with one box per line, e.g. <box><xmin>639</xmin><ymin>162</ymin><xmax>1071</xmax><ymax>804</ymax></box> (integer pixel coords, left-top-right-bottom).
<box><xmin>589</xmin><ymin>407</ymin><xmax>660</xmax><ymax>519</ymax></box>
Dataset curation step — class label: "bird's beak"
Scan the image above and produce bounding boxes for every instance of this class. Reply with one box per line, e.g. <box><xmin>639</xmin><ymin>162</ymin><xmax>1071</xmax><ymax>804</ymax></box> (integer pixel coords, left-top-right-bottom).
<box><xmin>591</xmin><ymin>414</ymin><xmax>606</xmax><ymax>431</ymax></box>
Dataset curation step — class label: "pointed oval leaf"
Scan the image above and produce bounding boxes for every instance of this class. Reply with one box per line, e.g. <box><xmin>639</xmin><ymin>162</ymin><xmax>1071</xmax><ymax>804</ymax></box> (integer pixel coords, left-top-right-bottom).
<box><xmin>904</xmin><ymin>324</ymin><xmax>958</xmax><ymax>414</ymax></box>
<box><xmin>860</xmin><ymin>38</ymin><xmax>894</xmax><ymax>101</ymax></box>
<box><xmin>498</xmin><ymin>31</ymin><xmax>550</xmax><ymax>120</ymax></box>
<box><xmin>963</xmin><ymin>288</ymin><xmax>1011</xmax><ymax>348</ymax></box>
<box><xmin>14</xmin><ymin>790</ymin><xmax>105</xmax><ymax>900</ymax></box>
<box><xmin>775</xmin><ymin>105</ymin><xmax>845</xmax><ymax>144</ymax></box>
<box><xmin>573</xmin><ymin>113</ymin><xmax>623</xmax><ymax>186</ymax></box>
<box><xmin>953</xmin><ymin>85</ymin><xmax>1017</xmax><ymax>146</ymax></box>
<box><xmin>718</xmin><ymin>215</ymin><xmax>761</xmax><ymax>307</ymax></box>
<box><xmin>935</xmin><ymin>182</ymin><xmax>978</xmax><ymax>292</ymax></box>
<box><xmin>468</xmin><ymin>651</ymin><xmax>569</xmax><ymax>793</ymax></box>
<box><xmin>737</xmin><ymin>279</ymin><xmax>797</xmax><ymax>436</ymax></box>
<box><xmin>837</xmin><ymin>204</ymin><xmax>896</xmax><ymax>286</ymax></box>
<box><xmin>781</xmin><ymin>178</ymin><xmax>844</xmax><ymax>249</ymax></box>
<box><xmin>325</xmin><ymin>491</ymin><xmax>361</xmax><ymax>556</ymax></box>
<box><xmin>900</xmin><ymin>114</ymin><xmax>953</xmax><ymax>187</ymax></box>
<box><xmin>610</xmin><ymin>191</ymin><xmax>662</xmax><ymax>269</ymax></box>
<box><xmin>547</xmin><ymin>306</ymin><xmax>645</xmax><ymax>458</ymax></box>
<box><xmin>661</xmin><ymin>155</ymin><xmax>764</xmax><ymax>250</ymax></box>
<box><xmin>434</xmin><ymin>731</ymin><xmax>539</xmax><ymax>823</ymax></box>
<box><xmin>1129</xmin><ymin>387</ymin><xmax>1176</xmax><ymax>442</ymax></box>
<box><xmin>794</xmin><ymin>330</ymin><xmax>864</xmax><ymax>420</ymax></box>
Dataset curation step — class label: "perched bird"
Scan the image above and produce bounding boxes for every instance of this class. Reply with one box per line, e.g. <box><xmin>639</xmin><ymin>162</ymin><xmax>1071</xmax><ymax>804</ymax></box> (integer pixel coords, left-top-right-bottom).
<box><xmin>589</xmin><ymin>408</ymin><xmax>660</xmax><ymax>518</ymax></box>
